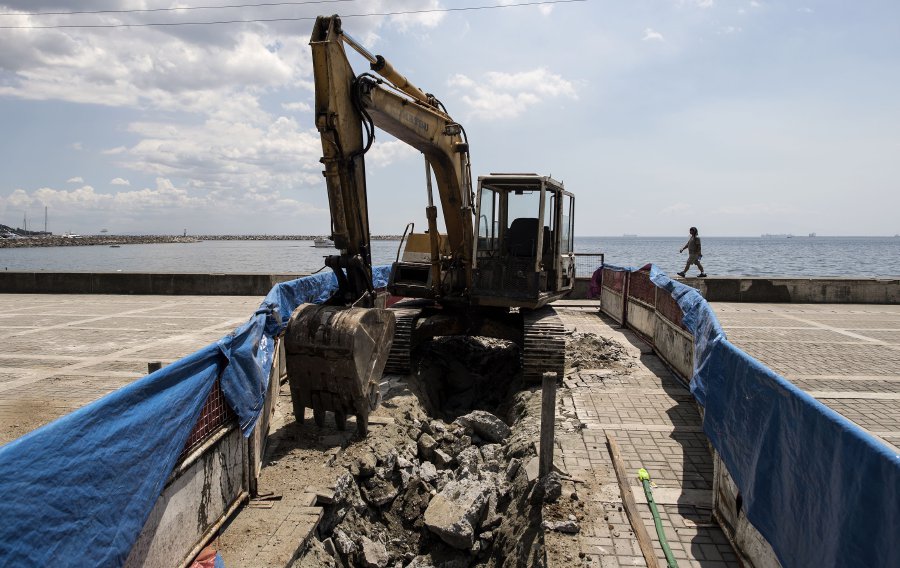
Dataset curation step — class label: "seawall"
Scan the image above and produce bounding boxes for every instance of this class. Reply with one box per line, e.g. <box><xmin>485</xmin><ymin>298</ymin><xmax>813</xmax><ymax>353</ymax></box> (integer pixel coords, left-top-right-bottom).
<box><xmin>0</xmin><ymin>272</ymin><xmax>302</xmax><ymax>295</ymax></box>
<box><xmin>1</xmin><ymin>271</ymin><xmax>899</xmax><ymax>303</ymax></box>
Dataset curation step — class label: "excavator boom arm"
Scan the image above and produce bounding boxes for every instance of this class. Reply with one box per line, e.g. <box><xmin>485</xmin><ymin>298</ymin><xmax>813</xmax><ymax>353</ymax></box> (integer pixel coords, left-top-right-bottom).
<box><xmin>310</xmin><ymin>15</ymin><xmax>473</xmax><ymax>301</ymax></box>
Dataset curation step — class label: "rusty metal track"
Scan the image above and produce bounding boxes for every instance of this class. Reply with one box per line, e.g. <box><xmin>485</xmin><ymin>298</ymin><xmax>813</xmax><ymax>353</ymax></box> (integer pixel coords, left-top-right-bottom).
<box><xmin>384</xmin><ymin>307</ymin><xmax>421</xmax><ymax>374</ymax></box>
<box><xmin>522</xmin><ymin>305</ymin><xmax>566</xmax><ymax>383</ymax></box>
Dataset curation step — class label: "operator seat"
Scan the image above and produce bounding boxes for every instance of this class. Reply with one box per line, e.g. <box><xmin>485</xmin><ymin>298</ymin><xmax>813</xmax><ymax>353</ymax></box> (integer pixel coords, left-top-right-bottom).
<box><xmin>505</xmin><ymin>218</ymin><xmax>540</xmax><ymax>257</ymax></box>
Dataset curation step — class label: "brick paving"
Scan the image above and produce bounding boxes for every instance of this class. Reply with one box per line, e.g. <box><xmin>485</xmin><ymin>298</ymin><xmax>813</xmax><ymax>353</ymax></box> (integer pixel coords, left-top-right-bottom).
<box><xmin>0</xmin><ymin>294</ymin><xmax>261</xmax><ymax>445</ymax></box>
<box><xmin>551</xmin><ymin>305</ymin><xmax>738</xmax><ymax>568</ymax></box>
<box><xmin>712</xmin><ymin>302</ymin><xmax>900</xmax><ymax>452</ymax></box>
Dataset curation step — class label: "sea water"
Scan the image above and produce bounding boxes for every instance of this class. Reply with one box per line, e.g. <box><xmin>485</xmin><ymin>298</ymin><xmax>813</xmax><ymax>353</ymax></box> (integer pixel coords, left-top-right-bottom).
<box><xmin>1</xmin><ymin>236</ymin><xmax>898</xmax><ymax>278</ymax></box>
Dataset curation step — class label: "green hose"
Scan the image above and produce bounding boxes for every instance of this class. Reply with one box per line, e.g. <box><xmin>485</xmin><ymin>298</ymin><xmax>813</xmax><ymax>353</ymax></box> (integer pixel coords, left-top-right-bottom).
<box><xmin>638</xmin><ymin>468</ymin><xmax>679</xmax><ymax>568</ymax></box>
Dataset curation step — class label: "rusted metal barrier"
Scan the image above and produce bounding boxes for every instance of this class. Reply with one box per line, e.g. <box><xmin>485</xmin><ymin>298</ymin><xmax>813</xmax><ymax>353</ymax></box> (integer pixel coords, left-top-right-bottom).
<box><xmin>598</xmin><ymin>266</ymin><xmax>693</xmax><ymax>380</ymax></box>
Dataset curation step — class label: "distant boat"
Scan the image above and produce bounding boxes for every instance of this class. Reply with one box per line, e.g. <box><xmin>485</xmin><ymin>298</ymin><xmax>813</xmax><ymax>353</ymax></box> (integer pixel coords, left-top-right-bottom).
<box><xmin>312</xmin><ymin>236</ymin><xmax>334</xmax><ymax>248</ymax></box>
<box><xmin>109</xmin><ymin>245</ymin><xmax>120</xmax><ymax>248</ymax></box>
<box><xmin>622</xmin><ymin>233</ymin><xmax>638</xmax><ymax>238</ymax></box>
<box><xmin>808</xmin><ymin>233</ymin><xmax>817</xmax><ymax>237</ymax></box>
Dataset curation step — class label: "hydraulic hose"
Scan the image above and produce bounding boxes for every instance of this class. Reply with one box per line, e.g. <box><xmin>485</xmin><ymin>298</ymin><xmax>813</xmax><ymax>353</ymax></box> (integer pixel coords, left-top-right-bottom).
<box><xmin>638</xmin><ymin>468</ymin><xmax>679</xmax><ymax>568</ymax></box>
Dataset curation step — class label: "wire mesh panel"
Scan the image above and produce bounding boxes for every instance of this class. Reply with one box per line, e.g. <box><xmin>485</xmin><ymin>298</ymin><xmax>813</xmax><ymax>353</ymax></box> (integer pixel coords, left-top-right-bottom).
<box><xmin>178</xmin><ymin>379</ymin><xmax>236</xmax><ymax>463</ymax></box>
<box><xmin>573</xmin><ymin>253</ymin><xmax>604</xmax><ymax>278</ymax></box>
<box><xmin>628</xmin><ymin>268</ymin><xmax>656</xmax><ymax>306</ymax></box>
<box><xmin>602</xmin><ymin>267</ymin><xmax>625</xmax><ymax>293</ymax></box>
<box><xmin>657</xmin><ymin>290</ymin><xmax>687</xmax><ymax>331</ymax></box>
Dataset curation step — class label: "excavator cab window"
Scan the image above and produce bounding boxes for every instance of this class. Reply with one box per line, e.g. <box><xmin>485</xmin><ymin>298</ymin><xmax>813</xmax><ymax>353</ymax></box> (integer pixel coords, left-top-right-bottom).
<box><xmin>478</xmin><ymin>187</ymin><xmax>499</xmax><ymax>253</ymax></box>
<box><xmin>503</xmin><ymin>190</ymin><xmax>542</xmax><ymax>258</ymax></box>
<box><xmin>561</xmin><ymin>193</ymin><xmax>574</xmax><ymax>253</ymax></box>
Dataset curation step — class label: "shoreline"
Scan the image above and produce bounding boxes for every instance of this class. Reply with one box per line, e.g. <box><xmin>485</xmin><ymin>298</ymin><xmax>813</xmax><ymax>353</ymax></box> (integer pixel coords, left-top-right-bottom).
<box><xmin>0</xmin><ymin>234</ymin><xmax>404</xmax><ymax>249</ymax></box>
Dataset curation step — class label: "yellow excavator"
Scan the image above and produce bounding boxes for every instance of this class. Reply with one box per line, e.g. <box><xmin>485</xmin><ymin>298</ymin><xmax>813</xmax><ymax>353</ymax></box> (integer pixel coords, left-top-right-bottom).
<box><xmin>284</xmin><ymin>15</ymin><xmax>576</xmax><ymax>436</ymax></box>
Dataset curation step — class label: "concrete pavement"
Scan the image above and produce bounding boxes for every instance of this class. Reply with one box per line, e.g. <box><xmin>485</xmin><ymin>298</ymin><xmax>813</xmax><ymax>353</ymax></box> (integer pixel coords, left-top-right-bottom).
<box><xmin>0</xmin><ymin>294</ymin><xmax>262</xmax><ymax>445</ymax></box>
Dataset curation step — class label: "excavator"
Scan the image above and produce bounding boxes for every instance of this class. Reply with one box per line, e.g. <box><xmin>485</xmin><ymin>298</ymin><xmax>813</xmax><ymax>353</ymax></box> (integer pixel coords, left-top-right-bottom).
<box><xmin>284</xmin><ymin>15</ymin><xmax>576</xmax><ymax>436</ymax></box>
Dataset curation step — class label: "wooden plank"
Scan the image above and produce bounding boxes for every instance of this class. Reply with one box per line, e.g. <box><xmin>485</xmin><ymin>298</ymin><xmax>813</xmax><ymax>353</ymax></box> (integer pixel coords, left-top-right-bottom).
<box><xmin>539</xmin><ymin>372</ymin><xmax>558</xmax><ymax>478</ymax></box>
<box><xmin>606</xmin><ymin>432</ymin><xmax>659</xmax><ymax>568</ymax></box>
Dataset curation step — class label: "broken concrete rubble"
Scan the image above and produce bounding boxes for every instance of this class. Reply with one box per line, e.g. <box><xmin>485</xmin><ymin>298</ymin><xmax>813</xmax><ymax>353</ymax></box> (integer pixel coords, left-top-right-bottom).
<box><xmin>453</xmin><ymin>410</ymin><xmax>511</xmax><ymax>443</ymax></box>
<box><xmin>294</xmin><ymin>334</ymin><xmax>588</xmax><ymax>567</ymax></box>
<box><xmin>423</xmin><ymin>478</ymin><xmax>490</xmax><ymax>549</ymax></box>
<box><xmin>359</xmin><ymin>536</ymin><xmax>389</xmax><ymax>568</ymax></box>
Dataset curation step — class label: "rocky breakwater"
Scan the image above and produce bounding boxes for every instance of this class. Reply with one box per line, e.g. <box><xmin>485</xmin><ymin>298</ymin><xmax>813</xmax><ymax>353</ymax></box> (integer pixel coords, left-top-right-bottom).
<box><xmin>0</xmin><ymin>235</ymin><xmax>200</xmax><ymax>248</ymax></box>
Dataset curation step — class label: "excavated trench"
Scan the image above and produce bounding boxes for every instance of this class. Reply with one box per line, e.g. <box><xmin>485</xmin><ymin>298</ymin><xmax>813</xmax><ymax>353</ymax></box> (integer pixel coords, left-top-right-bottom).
<box><xmin>294</xmin><ymin>332</ymin><xmax>632</xmax><ymax>568</ymax></box>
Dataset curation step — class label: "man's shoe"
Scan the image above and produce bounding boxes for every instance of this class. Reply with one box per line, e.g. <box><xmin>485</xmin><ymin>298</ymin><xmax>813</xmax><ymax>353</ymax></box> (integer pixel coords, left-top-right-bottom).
<box><xmin>698</xmin><ymin>273</ymin><xmax>707</xmax><ymax>278</ymax></box>
<box><xmin>676</xmin><ymin>271</ymin><xmax>686</xmax><ymax>277</ymax></box>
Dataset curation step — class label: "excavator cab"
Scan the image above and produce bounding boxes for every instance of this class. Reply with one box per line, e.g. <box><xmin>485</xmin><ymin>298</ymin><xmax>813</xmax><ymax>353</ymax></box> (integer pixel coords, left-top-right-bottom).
<box><xmin>472</xmin><ymin>174</ymin><xmax>575</xmax><ymax>309</ymax></box>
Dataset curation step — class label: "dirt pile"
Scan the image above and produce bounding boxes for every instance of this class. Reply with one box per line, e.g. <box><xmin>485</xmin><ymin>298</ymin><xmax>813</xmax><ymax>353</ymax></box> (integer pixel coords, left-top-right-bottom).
<box><xmin>565</xmin><ymin>332</ymin><xmax>630</xmax><ymax>372</ymax></box>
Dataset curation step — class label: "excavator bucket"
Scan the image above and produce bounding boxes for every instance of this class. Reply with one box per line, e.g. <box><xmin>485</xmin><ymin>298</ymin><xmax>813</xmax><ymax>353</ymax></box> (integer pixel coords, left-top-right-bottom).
<box><xmin>283</xmin><ymin>304</ymin><xmax>395</xmax><ymax>436</ymax></box>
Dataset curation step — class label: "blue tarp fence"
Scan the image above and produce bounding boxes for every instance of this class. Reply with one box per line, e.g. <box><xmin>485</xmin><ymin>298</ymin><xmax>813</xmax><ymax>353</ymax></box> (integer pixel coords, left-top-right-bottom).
<box><xmin>604</xmin><ymin>263</ymin><xmax>900</xmax><ymax>568</ymax></box>
<box><xmin>0</xmin><ymin>266</ymin><xmax>391</xmax><ymax>567</ymax></box>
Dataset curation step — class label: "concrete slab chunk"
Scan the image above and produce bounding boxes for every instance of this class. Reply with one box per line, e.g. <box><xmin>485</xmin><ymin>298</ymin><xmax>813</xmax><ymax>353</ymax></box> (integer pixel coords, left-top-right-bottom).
<box><xmin>423</xmin><ymin>478</ymin><xmax>489</xmax><ymax>549</ymax></box>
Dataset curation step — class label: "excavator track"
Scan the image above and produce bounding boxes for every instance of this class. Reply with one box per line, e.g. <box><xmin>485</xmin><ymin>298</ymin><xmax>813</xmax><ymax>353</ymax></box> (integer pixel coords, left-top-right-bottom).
<box><xmin>522</xmin><ymin>306</ymin><xmax>567</xmax><ymax>383</ymax></box>
<box><xmin>383</xmin><ymin>307</ymin><xmax>422</xmax><ymax>374</ymax></box>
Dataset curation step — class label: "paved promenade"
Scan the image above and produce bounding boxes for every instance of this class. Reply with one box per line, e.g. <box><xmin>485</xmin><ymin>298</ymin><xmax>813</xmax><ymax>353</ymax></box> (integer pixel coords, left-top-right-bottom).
<box><xmin>0</xmin><ymin>294</ymin><xmax>261</xmax><ymax>445</ymax></box>
<box><xmin>711</xmin><ymin>303</ymin><xmax>900</xmax><ymax>452</ymax></box>
<box><xmin>551</xmin><ymin>303</ymin><xmax>738</xmax><ymax>568</ymax></box>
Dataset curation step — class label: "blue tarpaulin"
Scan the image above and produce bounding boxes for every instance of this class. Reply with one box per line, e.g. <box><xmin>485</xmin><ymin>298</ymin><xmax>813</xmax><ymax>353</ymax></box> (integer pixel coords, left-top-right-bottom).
<box><xmin>626</xmin><ymin>263</ymin><xmax>900</xmax><ymax>568</ymax></box>
<box><xmin>0</xmin><ymin>266</ymin><xmax>391</xmax><ymax>567</ymax></box>
<box><xmin>0</xmin><ymin>344</ymin><xmax>225</xmax><ymax>566</ymax></box>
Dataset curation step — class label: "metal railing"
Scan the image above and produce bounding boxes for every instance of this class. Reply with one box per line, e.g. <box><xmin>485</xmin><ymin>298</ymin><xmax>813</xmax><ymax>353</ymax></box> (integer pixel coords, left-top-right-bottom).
<box><xmin>573</xmin><ymin>253</ymin><xmax>604</xmax><ymax>278</ymax></box>
<box><xmin>628</xmin><ymin>267</ymin><xmax>656</xmax><ymax>307</ymax></box>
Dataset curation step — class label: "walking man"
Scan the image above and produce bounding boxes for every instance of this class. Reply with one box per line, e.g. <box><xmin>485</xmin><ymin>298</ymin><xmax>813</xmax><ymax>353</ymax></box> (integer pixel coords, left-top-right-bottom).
<box><xmin>678</xmin><ymin>227</ymin><xmax>707</xmax><ymax>277</ymax></box>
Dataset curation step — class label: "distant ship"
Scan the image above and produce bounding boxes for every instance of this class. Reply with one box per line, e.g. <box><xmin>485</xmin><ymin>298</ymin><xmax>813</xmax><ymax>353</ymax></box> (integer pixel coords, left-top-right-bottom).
<box><xmin>622</xmin><ymin>233</ymin><xmax>638</xmax><ymax>238</ymax></box>
<box><xmin>808</xmin><ymin>233</ymin><xmax>816</xmax><ymax>237</ymax></box>
<box><xmin>312</xmin><ymin>236</ymin><xmax>334</xmax><ymax>248</ymax></box>
<box><xmin>761</xmin><ymin>233</ymin><xmax>793</xmax><ymax>238</ymax></box>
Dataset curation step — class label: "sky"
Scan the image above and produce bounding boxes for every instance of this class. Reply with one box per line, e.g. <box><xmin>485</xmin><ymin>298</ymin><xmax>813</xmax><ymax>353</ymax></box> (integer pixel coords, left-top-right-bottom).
<box><xmin>0</xmin><ymin>0</ymin><xmax>898</xmax><ymax>237</ymax></box>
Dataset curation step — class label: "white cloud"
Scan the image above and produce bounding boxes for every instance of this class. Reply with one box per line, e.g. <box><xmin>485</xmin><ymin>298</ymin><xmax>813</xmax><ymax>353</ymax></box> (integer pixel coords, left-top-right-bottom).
<box><xmin>388</xmin><ymin>1</ymin><xmax>446</xmax><ymax>32</ymax></box>
<box><xmin>282</xmin><ymin>101</ymin><xmax>312</xmax><ymax>112</ymax></box>
<box><xmin>642</xmin><ymin>28</ymin><xmax>665</xmax><ymax>42</ymax></box>
<box><xmin>0</xmin><ymin>6</ymin><xmax>450</xmax><ymax>219</ymax></box>
<box><xmin>0</xmin><ymin>178</ymin><xmax>326</xmax><ymax>231</ymax></box>
<box><xmin>366</xmin><ymin>140</ymin><xmax>419</xmax><ymax>168</ymax></box>
<box><xmin>66</xmin><ymin>177</ymin><xmax>84</xmax><ymax>184</ymax></box>
<box><xmin>448</xmin><ymin>68</ymin><xmax>578</xmax><ymax>121</ymax></box>
<box><xmin>120</xmin><ymin>115</ymin><xmax>324</xmax><ymax>197</ymax></box>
